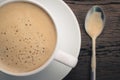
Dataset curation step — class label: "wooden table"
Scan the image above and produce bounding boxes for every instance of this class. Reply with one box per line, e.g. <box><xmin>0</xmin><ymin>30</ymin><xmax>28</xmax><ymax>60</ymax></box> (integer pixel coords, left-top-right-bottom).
<box><xmin>63</xmin><ymin>0</ymin><xmax>120</xmax><ymax>80</ymax></box>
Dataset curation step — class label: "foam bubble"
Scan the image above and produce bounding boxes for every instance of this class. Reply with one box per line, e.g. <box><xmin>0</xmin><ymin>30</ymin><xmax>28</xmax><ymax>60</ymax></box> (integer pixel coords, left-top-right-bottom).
<box><xmin>6</xmin><ymin>47</ymin><xmax>9</xmax><ymax>51</ymax></box>
<box><xmin>6</xmin><ymin>55</ymin><xmax>8</xmax><ymax>57</ymax></box>
<box><xmin>30</xmin><ymin>45</ymin><xmax>32</xmax><ymax>48</ymax></box>
<box><xmin>0</xmin><ymin>58</ymin><xmax>3</xmax><ymax>60</ymax></box>
<box><xmin>29</xmin><ymin>51</ymin><xmax>32</xmax><ymax>53</ymax></box>
<box><xmin>3</xmin><ymin>32</ymin><xmax>6</xmax><ymax>35</ymax></box>
<box><xmin>29</xmin><ymin>24</ymin><xmax>32</xmax><ymax>26</ymax></box>
<box><xmin>16</xmin><ymin>30</ymin><xmax>18</xmax><ymax>32</ymax></box>
<box><xmin>19</xmin><ymin>50</ymin><xmax>21</xmax><ymax>53</ymax></box>
<box><xmin>25</xmin><ymin>24</ymin><xmax>28</xmax><ymax>26</ymax></box>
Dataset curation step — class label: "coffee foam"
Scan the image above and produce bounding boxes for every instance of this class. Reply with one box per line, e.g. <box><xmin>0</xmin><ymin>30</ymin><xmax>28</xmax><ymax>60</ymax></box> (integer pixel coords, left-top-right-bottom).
<box><xmin>0</xmin><ymin>2</ymin><xmax>56</xmax><ymax>73</ymax></box>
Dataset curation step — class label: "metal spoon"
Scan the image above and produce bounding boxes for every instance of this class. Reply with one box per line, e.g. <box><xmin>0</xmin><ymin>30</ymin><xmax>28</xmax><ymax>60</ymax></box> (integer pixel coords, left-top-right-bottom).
<box><xmin>85</xmin><ymin>6</ymin><xmax>105</xmax><ymax>80</ymax></box>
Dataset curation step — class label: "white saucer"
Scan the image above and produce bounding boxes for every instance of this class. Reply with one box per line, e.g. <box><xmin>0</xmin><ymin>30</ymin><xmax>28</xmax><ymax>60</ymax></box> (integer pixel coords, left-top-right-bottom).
<box><xmin>0</xmin><ymin>0</ymin><xmax>81</xmax><ymax>80</ymax></box>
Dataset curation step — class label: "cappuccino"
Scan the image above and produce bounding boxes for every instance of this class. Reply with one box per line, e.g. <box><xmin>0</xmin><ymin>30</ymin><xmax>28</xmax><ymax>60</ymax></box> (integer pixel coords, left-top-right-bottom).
<box><xmin>0</xmin><ymin>2</ymin><xmax>56</xmax><ymax>73</ymax></box>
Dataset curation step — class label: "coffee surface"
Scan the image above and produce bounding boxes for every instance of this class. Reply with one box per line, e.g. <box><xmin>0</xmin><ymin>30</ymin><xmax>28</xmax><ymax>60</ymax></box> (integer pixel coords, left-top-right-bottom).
<box><xmin>0</xmin><ymin>2</ymin><xmax>56</xmax><ymax>73</ymax></box>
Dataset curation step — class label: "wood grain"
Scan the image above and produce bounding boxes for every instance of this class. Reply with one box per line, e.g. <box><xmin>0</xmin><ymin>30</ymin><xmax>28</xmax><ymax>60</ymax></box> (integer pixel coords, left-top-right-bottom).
<box><xmin>63</xmin><ymin>0</ymin><xmax>120</xmax><ymax>80</ymax></box>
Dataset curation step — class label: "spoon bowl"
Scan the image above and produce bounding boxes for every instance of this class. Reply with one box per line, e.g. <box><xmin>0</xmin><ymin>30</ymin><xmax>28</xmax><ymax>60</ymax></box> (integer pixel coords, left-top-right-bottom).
<box><xmin>85</xmin><ymin>6</ymin><xmax>105</xmax><ymax>38</ymax></box>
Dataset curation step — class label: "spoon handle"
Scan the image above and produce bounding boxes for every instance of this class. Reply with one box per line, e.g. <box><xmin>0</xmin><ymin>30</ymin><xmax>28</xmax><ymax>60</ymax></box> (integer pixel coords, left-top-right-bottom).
<box><xmin>91</xmin><ymin>38</ymin><xmax>96</xmax><ymax>80</ymax></box>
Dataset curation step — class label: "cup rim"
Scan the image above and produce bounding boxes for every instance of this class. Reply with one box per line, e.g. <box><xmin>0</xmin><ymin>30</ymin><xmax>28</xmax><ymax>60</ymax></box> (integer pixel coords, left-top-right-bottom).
<box><xmin>0</xmin><ymin>0</ymin><xmax>58</xmax><ymax>76</ymax></box>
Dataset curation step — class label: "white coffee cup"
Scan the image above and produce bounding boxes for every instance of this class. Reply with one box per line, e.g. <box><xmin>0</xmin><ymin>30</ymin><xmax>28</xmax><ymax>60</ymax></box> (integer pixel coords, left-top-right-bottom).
<box><xmin>0</xmin><ymin>0</ymin><xmax>78</xmax><ymax>76</ymax></box>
